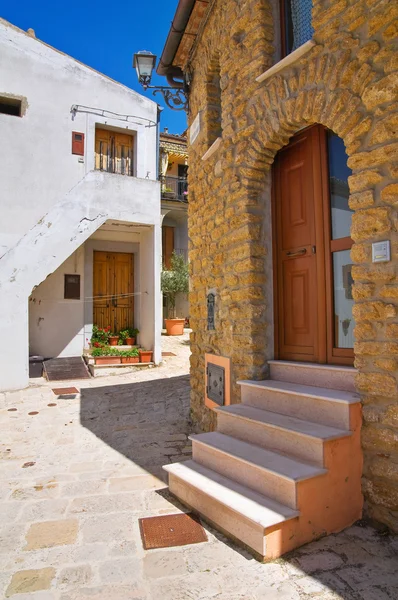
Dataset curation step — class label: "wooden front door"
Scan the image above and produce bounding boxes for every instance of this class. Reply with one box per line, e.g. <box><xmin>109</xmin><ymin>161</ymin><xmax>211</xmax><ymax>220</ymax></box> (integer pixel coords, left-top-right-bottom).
<box><xmin>93</xmin><ymin>251</ymin><xmax>134</xmax><ymax>333</ymax></box>
<box><xmin>273</xmin><ymin>125</ymin><xmax>354</xmax><ymax>365</ymax></box>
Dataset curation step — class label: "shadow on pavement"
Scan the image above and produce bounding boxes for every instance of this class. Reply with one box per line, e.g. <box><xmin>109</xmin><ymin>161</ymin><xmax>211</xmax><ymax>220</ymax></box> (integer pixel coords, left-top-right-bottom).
<box><xmin>80</xmin><ymin>374</ymin><xmax>191</xmax><ymax>482</ymax></box>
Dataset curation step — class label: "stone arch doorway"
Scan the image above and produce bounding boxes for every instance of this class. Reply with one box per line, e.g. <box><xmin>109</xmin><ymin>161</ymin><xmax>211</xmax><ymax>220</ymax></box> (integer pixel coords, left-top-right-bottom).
<box><xmin>272</xmin><ymin>123</ymin><xmax>354</xmax><ymax>366</ymax></box>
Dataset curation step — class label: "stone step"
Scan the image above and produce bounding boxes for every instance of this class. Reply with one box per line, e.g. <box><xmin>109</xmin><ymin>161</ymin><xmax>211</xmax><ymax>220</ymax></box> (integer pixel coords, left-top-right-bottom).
<box><xmin>238</xmin><ymin>379</ymin><xmax>360</xmax><ymax>430</ymax></box>
<box><xmin>268</xmin><ymin>360</ymin><xmax>357</xmax><ymax>393</ymax></box>
<box><xmin>190</xmin><ymin>432</ymin><xmax>326</xmax><ymax>509</ymax></box>
<box><xmin>215</xmin><ymin>404</ymin><xmax>351</xmax><ymax>467</ymax></box>
<box><xmin>163</xmin><ymin>460</ymin><xmax>299</xmax><ymax>558</ymax></box>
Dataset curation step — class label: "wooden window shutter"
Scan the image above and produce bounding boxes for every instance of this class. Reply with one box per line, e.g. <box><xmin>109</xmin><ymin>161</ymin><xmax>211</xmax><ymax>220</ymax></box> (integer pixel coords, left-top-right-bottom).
<box><xmin>72</xmin><ymin>132</ymin><xmax>85</xmax><ymax>155</ymax></box>
<box><xmin>162</xmin><ymin>226</ymin><xmax>174</xmax><ymax>269</ymax></box>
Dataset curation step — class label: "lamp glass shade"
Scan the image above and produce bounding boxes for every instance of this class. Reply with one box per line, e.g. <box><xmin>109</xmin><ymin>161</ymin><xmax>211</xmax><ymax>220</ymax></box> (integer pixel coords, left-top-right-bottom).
<box><xmin>133</xmin><ymin>51</ymin><xmax>156</xmax><ymax>82</ymax></box>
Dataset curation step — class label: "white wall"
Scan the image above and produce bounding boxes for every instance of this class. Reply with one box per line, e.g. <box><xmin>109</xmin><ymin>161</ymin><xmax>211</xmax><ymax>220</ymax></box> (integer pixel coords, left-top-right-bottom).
<box><xmin>29</xmin><ymin>248</ymin><xmax>85</xmax><ymax>358</ymax></box>
<box><xmin>0</xmin><ymin>20</ymin><xmax>161</xmax><ymax>390</ymax></box>
<box><xmin>0</xmin><ymin>19</ymin><xmax>158</xmax><ymax>256</ymax></box>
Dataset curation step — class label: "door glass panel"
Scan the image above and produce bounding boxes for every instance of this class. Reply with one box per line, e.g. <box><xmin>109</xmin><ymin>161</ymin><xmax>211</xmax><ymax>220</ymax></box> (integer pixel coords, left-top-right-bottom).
<box><xmin>327</xmin><ymin>132</ymin><xmax>353</xmax><ymax>240</ymax></box>
<box><xmin>333</xmin><ymin>250</ymin><xmax>355</xmax><ymax>348</ymax></box>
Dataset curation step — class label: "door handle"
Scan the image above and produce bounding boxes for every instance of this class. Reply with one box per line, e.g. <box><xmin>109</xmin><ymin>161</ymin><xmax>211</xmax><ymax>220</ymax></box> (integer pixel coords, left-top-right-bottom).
<box><xmin>286</xmin><ymin>248</ymin><xmax>307</xmax><ymax>257</ymax></box>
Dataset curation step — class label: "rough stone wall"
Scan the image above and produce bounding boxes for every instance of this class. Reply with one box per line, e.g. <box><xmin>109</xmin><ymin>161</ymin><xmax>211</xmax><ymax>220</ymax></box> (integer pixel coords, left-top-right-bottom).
<box><xmin>186</xmin><ymin>0</ymin><xmax>398</xmax><ymax>532</ymax></box>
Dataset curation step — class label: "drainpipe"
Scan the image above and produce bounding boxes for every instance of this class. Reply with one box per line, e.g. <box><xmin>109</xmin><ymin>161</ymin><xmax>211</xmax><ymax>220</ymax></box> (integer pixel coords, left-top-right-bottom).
<box><xmin>156</xmin><ymin>0</ymin><xmax>197</xmax><ymax>84</ymax></box>
<box><xmin>156</xmin><ymin>105</ymin><xmax>163</xmax><ymax>181</ymax></box>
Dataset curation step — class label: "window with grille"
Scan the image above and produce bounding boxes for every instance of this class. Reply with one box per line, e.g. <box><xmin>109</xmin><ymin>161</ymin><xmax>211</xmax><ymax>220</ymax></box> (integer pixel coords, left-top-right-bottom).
<box><xmin>281</xmin><ymin>0</ymin><xmax>314</xmax><ymax>56</ymax></box>
<box><xmin>206</xmin><ymin>56</ymin><xmax>222</xmax><ymax>147</ymax></box>
<box><xmin>95</xmin><ymin>128</ymin><xmax>135</xmax><ymax>176</ymax></box>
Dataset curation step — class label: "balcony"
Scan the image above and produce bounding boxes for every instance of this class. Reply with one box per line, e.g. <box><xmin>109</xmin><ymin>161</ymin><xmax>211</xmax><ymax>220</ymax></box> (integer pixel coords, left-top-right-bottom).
<box><xmin>160</xmin><ymin>175</ymin><xmax>188</xmax><ymax>203</ymax></box>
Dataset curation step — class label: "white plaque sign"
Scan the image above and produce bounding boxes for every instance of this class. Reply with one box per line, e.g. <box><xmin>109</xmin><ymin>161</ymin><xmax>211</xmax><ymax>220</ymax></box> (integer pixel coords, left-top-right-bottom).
<box><xmin>189</xmin><ymin>112</ymin><xmax>201</xmax><ymax>145</ymax></box>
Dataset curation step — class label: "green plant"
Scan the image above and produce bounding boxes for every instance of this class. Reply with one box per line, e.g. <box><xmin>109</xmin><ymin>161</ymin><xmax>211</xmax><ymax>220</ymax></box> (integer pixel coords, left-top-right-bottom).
<box><xmin>161</xmin><ymin>251</ymin><xmax>189</xmax><ymax>318</ymax></box>
<box><xmin>121</xmin><ymin>348</ymin><xmax>139</xmax><ymax>357</ymax></box>
<box><xmin>119</xmin><ymin>328</ymin><xmax>139</xmax><ymax>343</ymax></box>
<box><xmin>91</xmin><ymin>347</ymin><xmax>105</xmax><ymax>357</ymax></box>
<box><xmin>91</xmin><ymin>347</ymin><xmax>125</xmax><ymax>357</ymax></box>
<box><xmin>91</xmin><ymin>325</ymin><xmax>110</xmax><ymax>346</ymax></box>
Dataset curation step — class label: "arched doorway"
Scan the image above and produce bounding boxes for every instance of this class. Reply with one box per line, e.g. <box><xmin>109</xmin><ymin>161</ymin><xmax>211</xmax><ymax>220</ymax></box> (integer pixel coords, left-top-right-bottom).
<box><xmin>272</xmin><ymin>124</ymin><xmax>354</xmax><ymax>365</ymax></box>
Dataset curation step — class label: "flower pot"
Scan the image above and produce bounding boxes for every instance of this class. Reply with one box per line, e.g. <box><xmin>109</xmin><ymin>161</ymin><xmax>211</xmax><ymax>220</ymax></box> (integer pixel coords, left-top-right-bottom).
<box><xmin>95</xmin><ymin>356</ymin><xmax>121</xmax><ymax>365</ymax></box>
<box><xmin>139</xmin><ymin>350</ymin><xmax>153</xmax><ymax>363</ymax></box>
<box><xmin>165</xmin><ymin>318</ymin><xmax>185</xmax><ymax>336</ymax></box>
<box><xmin>109</xmin><ymin>337</ymin><xmax>119</xmax><ymax>346</ymax></box>
<box><xmin>126</xmin><ymin>337</ymin><xmax>136</xmax><ymax>345</ymax></box>
<box><xmin>121</xmin><ymin>356</ymin><xmax>139</xmax><ymax>364</ymax></box>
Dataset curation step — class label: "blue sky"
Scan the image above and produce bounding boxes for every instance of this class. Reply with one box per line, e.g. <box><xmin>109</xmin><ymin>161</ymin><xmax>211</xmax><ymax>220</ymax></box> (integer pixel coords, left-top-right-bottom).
<box><xmin>2</xmin><ymin>1</ymin><xmax>187</xmax><ymax>134</ymax></box>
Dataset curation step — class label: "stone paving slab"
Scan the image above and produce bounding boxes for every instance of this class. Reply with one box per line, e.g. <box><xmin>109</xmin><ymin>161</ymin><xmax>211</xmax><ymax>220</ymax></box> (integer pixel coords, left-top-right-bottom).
<box><xmin>1</xmin><ymin>333</ymin><xmax>397</xmax><ymax>599</ymax></box>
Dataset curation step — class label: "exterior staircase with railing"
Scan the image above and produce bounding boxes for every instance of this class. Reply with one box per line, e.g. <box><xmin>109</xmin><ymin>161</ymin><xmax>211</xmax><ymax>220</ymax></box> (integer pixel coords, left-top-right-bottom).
<box><xmin>164</xmin><ymin>360</ymin><xmax>363</xmax><ymax>561</ymax></box>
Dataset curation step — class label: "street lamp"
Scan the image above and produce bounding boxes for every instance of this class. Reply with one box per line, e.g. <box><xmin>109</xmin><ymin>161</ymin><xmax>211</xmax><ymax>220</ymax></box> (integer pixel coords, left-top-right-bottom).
<box><xmin>133</xmin><ymin>51</ymin><xmax>188</xmax><ymax>111</ymax></box>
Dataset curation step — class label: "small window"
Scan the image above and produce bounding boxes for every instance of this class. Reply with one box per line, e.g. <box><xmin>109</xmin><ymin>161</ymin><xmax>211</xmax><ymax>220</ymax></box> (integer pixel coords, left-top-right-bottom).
<box><xmin>206</xmin><ymin>55</ymin><xmax>222</xmax><ymax>147</ymax></box>
<box><xmin>0</xmin><ymin>96</ymin><xmax>22</xmax><ymax>117</ymax></box>
<box><xmin>72</xmin><ymin>132</ymin><xmax>85</xmax><ymax>156</ymax></box>
<box><xmin>64</xmin><ymin>274</ymin><xmax>81</xmax><ymax>299</ymax></box>
<box><xmin>281</xmin><ymin>0</ymin><xmax>314</xmax><ymax>56</ymax></box>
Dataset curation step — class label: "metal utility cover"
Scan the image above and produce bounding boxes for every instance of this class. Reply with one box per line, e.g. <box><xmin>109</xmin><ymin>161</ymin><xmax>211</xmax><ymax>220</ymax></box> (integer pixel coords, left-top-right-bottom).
<box><xmin>52</xmin><ymin>387</ymin><xmax>79</xmax><ymax>395</ymax></box>
<box><xmin>139</xmin><ymin>513</ymin><xmax>207</xmax><ymax>550</ymax></box>
<box><xmin>207</xmin><ymin>362</ymin><xmax>225</xmax><ymax>406</ymax></box>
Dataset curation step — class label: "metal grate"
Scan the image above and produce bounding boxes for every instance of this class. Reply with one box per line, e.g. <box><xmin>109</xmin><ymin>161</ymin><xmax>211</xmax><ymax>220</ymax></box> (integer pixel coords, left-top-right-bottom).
<box><xmin>44</xmin><ymin>357</ymin><xmax>90</xmax><ymax>381</ymax></box>
<box><xmin>291</xmin><ymin>0</ymin><xmax>314</xmax><ymax>50</ymax></box>
<box><xmin>139</xmin><ymin>513</ymin><xmax>208</xmax><ymax>550</ymax></box>
<box><xmin>52</xmin><ymin>387</ymin><xmax>79</xmax><ymax>395</ymax></box>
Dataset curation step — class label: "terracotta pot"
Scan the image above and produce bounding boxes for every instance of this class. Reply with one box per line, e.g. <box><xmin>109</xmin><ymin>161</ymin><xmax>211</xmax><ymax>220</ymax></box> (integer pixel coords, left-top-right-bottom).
<box><xmin>95</xmin><ymin>356</ymin><xmax>121</xmax><ymax>365</ymax></box>
<box><xmin>165</xmin><ymin>318</ymin><xmax>185</xmax><ymax>336</ymax></box>
<box><xmin>121</xmin><ymin>356</ymin><xmax>139</xmax><ymax>364</ymax></box>
<box><xmin>126</xmin><ymin>337</ymin><xmax>136</xmax><ymax>345</ymax></box>
<box><xmin>139</xmin><ymin>350</ymin><xmax>153</xmax><ymax>363</ymax></box>
<box><xmin>109</xmin><ymin>337</ymin><xmax>119</xmax><ymax>346</ymax></box>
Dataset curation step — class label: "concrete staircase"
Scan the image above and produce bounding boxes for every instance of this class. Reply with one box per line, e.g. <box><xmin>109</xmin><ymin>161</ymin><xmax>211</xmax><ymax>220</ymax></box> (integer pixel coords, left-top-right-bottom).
<box><xmin>164</xmin><ymin>360</ymin><xmax>363</xmax><ymax>560</ymax></box>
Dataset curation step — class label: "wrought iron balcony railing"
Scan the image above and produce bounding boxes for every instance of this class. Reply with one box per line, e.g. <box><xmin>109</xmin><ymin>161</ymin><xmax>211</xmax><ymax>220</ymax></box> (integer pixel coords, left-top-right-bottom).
<box><xmin>160</xmin><ymin>175</ymin><xmax>188</xmax><ymax>202</ymax></box>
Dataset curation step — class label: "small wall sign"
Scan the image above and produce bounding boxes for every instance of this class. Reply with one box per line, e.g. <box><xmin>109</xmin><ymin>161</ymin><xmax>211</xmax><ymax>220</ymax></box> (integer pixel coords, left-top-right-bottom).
<box><xmin>207</xmin><ymin>293</ymin><xmax>215</xmax><ymax>330</ymax></box>
<box><xmin>372</xmin><ymin>240</ymin><xmax>391</xmax><ymax>263</ymax></box>
<box><xmin>189</xmin><ymin>112</ymin><xmax>201</xmax><ymax>145</ymax></box>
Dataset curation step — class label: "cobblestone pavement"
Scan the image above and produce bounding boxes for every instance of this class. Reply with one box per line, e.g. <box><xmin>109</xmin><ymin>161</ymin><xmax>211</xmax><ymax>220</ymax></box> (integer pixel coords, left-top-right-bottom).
<box><xmin>1</xmin><ymin>332</ymin><xmax>397</xmax><ymax>599</ymax></box>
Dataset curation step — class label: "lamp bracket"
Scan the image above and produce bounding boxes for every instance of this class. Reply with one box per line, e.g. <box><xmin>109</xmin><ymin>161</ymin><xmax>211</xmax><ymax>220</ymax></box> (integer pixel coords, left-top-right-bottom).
<box><xmin>145</xmin><ymin>85</ymin><xmax>188</xmax><ymax>111</ymax></box>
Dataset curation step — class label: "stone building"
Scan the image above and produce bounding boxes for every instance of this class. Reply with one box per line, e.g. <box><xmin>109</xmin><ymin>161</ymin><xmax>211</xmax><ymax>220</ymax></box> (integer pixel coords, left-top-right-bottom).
<box><xmin>158</xmin><ymin>0</ymin><xmax>398</xmax><ymax>557</ymax></box>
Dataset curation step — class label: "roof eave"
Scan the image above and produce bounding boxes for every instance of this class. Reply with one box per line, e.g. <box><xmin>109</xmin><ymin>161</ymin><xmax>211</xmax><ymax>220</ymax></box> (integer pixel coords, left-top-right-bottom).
<box><xmin>156</xmin><ymin>0</ymin><xmax>196</xmax><ymax>77</ymax></box>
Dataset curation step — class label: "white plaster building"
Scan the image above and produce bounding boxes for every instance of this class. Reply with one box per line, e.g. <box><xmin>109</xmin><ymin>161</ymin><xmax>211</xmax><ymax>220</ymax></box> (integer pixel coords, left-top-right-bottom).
<box><xmin>0</xmin><ymin>19</ymin><xmax>162</xmax><ymax>391</ymax></box>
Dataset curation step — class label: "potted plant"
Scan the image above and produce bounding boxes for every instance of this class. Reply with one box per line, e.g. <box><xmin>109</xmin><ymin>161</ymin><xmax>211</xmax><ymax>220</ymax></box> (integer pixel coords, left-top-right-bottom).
<box><xmin>108</xmin><ymin>332</ymin><xmax>119</xmax><ymax>346</ymax></box>
<box><xmin>91</xmin><ymin>325</ymin><xmax>110</xmax><ymax>346</ymax></box>
<box><xmin>161</xmin><ymin>251</ymin><xmax>189</xmax><ymax>336</ymax></box>
<box><xmin>139</xmin><ymin>349</ymin><xmax>153</xmax><ymax>363</ymax></box>
<box><xmin>92</xmin><ymin>347</ymin><xmax>121</xmax><ymax>365</ymax></box>
<box><xmin>163</xmin><ymin>186</ymin><xmax>176</xmax><ymax>200</ymax></box>
<box><xmin>119</xmin><ymin>328</ymin><xmax>139</xmax><ymax>345</ymax></box>
<box><xmin>121</xmin><ymin>348</ymin><xmax>139</xmax><ymax>364</ymax></box>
